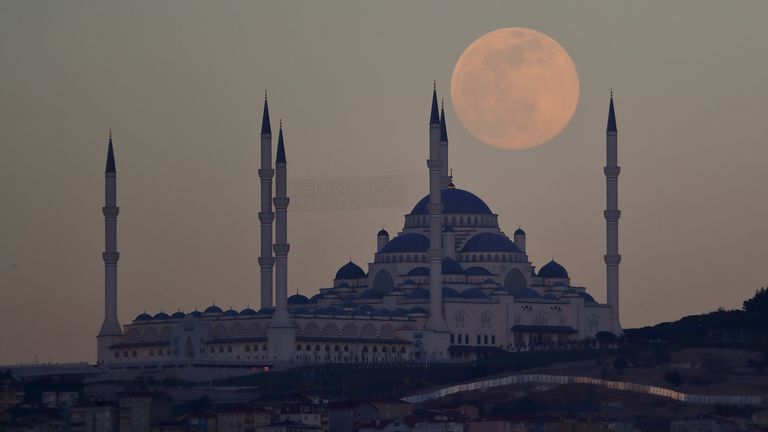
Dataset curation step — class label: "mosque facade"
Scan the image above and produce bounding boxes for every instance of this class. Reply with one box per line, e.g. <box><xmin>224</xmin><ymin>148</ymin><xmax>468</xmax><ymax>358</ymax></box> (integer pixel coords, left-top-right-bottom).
<box><xmin>96</xmin><ymin>87</ymin><xmax>622</xmax><ymax>372</ymax></box>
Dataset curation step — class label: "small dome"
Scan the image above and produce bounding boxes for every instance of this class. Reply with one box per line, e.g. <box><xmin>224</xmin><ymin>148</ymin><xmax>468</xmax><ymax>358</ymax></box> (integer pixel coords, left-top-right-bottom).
<box><xmin>256</xmin><ymin>307</ymin><xmax>274</xmax><ymax>316</ymax></box>
<box><xmin>170</xmin><ymin>311</ymin><xmax>186</xmax><ymax>319</ymax></box>
<box><xmin>461</xmin><ymin>288</ymin><xmax>488</xmax><ymax>299</ymax></box>
<box><xmin>514</xmin><ymin>228</ymin><xmax>526</xmax><ymax>236</ymax></box>
<box><xmin>579</xmin><ymin>292</ymin><xmax>596</xmax><ymax>303</ymax></box>
<box><xmin>465</xmin><ymin>266</ymin><xmax>492</xmax><ymax>276</ymax></box>
<box><xmin>204</xmin><ymin>305</ymin><xmax>223</xmax><ymax>314</ymax></box>
<box><xmin>408</xmin><ymin>307</ymin><xmax>428</xmax><ymax>315</ymax></box>
<box><xmin>377</xmin><ymin>229</ymin><xmax>389</xmax><ymax>237</ymax></box>
<box><xmin>357</xmin><ymin>304</ymin><xmax>375</xmax><ymax>312</ymax></box>
<box><xmin>509</xmin><ymin>287</ymin><xmax>541</xmax><ymax>299</ymax></box>
<box><xmin>373</xmin><ymin>309</ymin><xmax>391</xmax><ymax>317</ymax></box>
<box><xmin>309</xmin><ymin>294</ymin><xmax>322</xmax><ymax>303</ymax></box>
<box><xmin>134</xmin><ymin>312</ymin><xmax>152</xmax><ymax>321</ymax></box>
<box><xmin>410</xmin><ymin>189</ymin><xmax>493</xmax><ymax>215</ymax></box>
<box><xmin>153</xmin><ymin>312</ymin><xmax>170</xmax><ymax>320</ymax></box>
<box><xmin>358</xmin><ymin>289</ymin><xmax>384</xmax><ymax>300</ymax></box>
<box><xmin>407</xmin><ymin>287</ymin><xmax>430</xmax><ymax>300</ymax></box>
<box><xmin>442</xmin><ymin>287</ymin><xmax>460</xmax><ymax>298</ymax></box>
<box><xmin>379</xmin><ymin>233</ymin><xmax>430</xmax><ymax>254</ymax></box>
<box><xmin>335</xmin><ymin>261</ymin><xmax>366</xmax><ymax>280</ymax></box>
<box><xmin>189</xmin><ymin>310</ymin><xmax>202</xmax><ymax>318</ymax></box>
<box><xmin>406</xmin><ymin>267</ymin><xmax>430</xmax><ymax>277</ymax></box>
<box><xmin>442</xmin><ymin>257</ymin><xmax>463</xmax><ymax>275</ymax></box>
<box><xmin>240</xmin><ymin>307</ymin><xmax>257</xmax><ymax>316</ymax></box>
<box><xmin>223</xmin><ymin>309</ymin><xmax>238</xmax><ymax>317</ymax></box>
<box><xmin>288</xmin><ymin>294</ymin><xmax>309</xmax><ymax>305</ymax></box>
<box><xmin>539</xmin><ymin>260</ymin><xmax>569</xmax><ymax>279</ymax></box>
<box><xmin>543</xmin><ymin>293</ymin><xmax>559</xmax><ymax>300</ymax></box>
<box><xmin>461</xmin><ymin>232</ymin><xmax>521</xmax><ymax>253</ymax></box>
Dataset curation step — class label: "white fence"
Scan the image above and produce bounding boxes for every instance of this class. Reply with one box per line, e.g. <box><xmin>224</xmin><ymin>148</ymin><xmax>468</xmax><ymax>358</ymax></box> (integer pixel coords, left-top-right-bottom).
<box><xmin>402</xmin><ymin>374</ymin><xmax>765</xmax><ymax>406</ymax></box>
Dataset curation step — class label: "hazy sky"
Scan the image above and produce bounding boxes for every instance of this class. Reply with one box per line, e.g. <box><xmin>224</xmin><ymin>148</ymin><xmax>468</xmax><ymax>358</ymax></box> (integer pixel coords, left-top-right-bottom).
<box><xmin>1</xmin><ymin>1</ymin><xmax>767</xmax><ymax>364</ymax></box>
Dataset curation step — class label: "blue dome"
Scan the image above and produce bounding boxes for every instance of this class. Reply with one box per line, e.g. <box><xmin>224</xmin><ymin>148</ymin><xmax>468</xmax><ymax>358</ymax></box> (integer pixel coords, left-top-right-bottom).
<box><xmin>579</xmin><ymin>292</ymin><xmax>596</xmax><ymax>303</ymax></box>
<box><xmin>377</xmin><ymin>229</ymin><xmax>389</xmax><ymax>237</ymax></box>
<box><xmin>391</xmin><ymin>308</ymin><xmax>408</xmax><ymax>317</ymax></box>
<box><xmin>335</xmin><ymin>261</ymin><xmax>366</xmax><ymax>280</ymax></box>
<box><xmin>543</xmin><ymin>293</ymin><xmax>558</xmax><ymax>300</ymax></box>
<box><xmin>256</xmin><ymin>307</ymin><xmax>274</xmax><ymax>316</ymax></box>
<box><xmin>189</xmin><ymin>310</ymin><xmax>202</xmax><ymax>318</ymax></box>
<box><xmin>462</xmin><ymin>288</ymin><xmax>488</xmax><ymax>299</ymax></box>
<box><xmin>358</xmin><ymin>304</ymin><xmax>375</xmax><ymax>312</ymax></box>
<box><xmin>442</xmin><ymin>257</ymin><xmax>463</xmax><ymax>275</ymax></box>
<box><xmin>379</xmin><ymin>233</ymin><xmax>430</xmax><ymax>254</ymax></box>
<box><xmin>407</xmin><ymin>267</ymin><xmax>430</xmax><ymax>276</ymax></box>
<box><xmin>410</xmin><ymin>188</ymin><xmax>492</xmax><ymax>215</ymax></box>
<box><xmin>204</xmin><ymin>305</ymin><xmax>223</xmax><ymax>314</ymax></box>
<box><xmin>461</xmin><ymin>233</ymin><xmax>520</xmax><ymax>253</ymax></box>
<box><xmin>153</xmin><ymin>312</ymin><xmax>170</xmax><ymax>320</ymax></box>
<box><xmin>240</xmin><ymin>307</ymin><xmax>257</xmax><ymax>316</ymax></box>
<box><xmin>510</xmin><ymin>287</ymin><xmax>541</xmax><ymax>299</ymax></box>
<box><xmin>223</xmin><ymin>309</ymin><xmax>238</xmax><ymax>317</ymax></box>
<box><xmin>309</xmin><ymin>294</ymin><xmax>322</xmax><ymax>303</ymax></box>
<box><xmin>407</xmin><ymin>287</ymin><xmax>430</xmax><ymax>300</ymax></box>
<box><xmin>358</xmin><ymin>289</ymin><xmax>384</xmax><ymax>300</ymax></box>
<box><xmin>442</xmin><ymin>287</ymin><xmax>460</xmax><ymax>298</ymax></box>
<box><xmin>409</xmin><ymin>307</ymin><xmax>428</xmax><ymax>315</ymax></box>
<box><xmin>465</xmin><ymin>266</ymin><xmax>492</xmax><ymax>276</ymax></box>
<box><xmin>288</xmin><ymin>294</ymin><xmax>309</xmax><ymax>305</ymax></box>
<box><xmin>292</xmin><ymin>308</ymin><xmax>311</xmax><ymax>315</ymax></box>
<box><xmin>373</xmin><ymin>309</ymin><xmax>391</xmax><ymax>317</ymax></box>
<box><xmin>170</xmin><ymin>311</ymin><xmax>186</xmax><ymax>319</ymax></box>
<box><xmin>539</xmin><ymin>260</ymin><xmax>569</xmax><ymax>279</ymax></box>
<box><xmin>514</xmin><ymin>228</ymin><xmax>526</xmax><ymax>236</ymax></box>
<box><xmin>135</xmin><ymin>312</ymin><xmax>152</xmax><ymax>321</ymax></box>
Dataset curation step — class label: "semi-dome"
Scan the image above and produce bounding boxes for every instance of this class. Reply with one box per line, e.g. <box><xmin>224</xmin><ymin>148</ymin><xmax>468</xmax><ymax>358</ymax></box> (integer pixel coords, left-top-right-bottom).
<box><xmin>539</xmin><ymin>260</ymin><xmax>569</xmax><ymax>279</ymax></box>
<box><xmin>579</xmin><ymin>292</ymin><xmax>596</xmax><ymax>303</ymax></box>
<box><xmin>407</xmin><ymin>287</ymin><xmax>430</xmax><ymax>300</ymax></box>
<box><xmin>379</xmin><ymin>233</ymin><xmax>430</xmax><ymax>254</ymax></box>
<box><xmin>153</xmin><ymin>312</ymin><xmax>170</xmax><ymax>320</ymax></box>
<box><xmin>358</xmin><ymin>289</ymin><xmax>385</xmax><ymax>300</ymax></box>
<box><xmin>204</xmin><ymin>305</ymin><xmax>223</xmax><ymax>314</ymax></box>
<box><xmin>442</xmin><ymin>287</ymin><xmax>460</xmax><ymax>298</ymax></box>
<box><xmin>406</xmin><ymin>267</ymin><xmax>430</xmax><ymax>276</ymax></box>
<box><xmin>464</xmin><ymin>266</ymin><xmax>492</xmax><ymax>276</ymax></box>
<box><xmin>288</xmin><ymin>294</ymin><xmax>309</xmax><ymax>305</ymax></box>
<box><xmin>410</xmin><ymin>188</ymin><xmax>493</xmax><ymax>215</ymax></box>
<box><xmin>135</xmin><ymin>312</ymin><xmax>152</xmax><ymax>321</ymax></box>
<box><xmin>509</xmin><ymin>287</ymin><xmax>541</xmax><ymax>299</ymax></box>
<box><xmin>170</xmin><ymin>311</ymin><xmax>186</xmax><ymax>319</ymax></box>
<box><xmin>442</xmin><ymin>257</ymin><xmax>463</xmax><ymax>275</ymax></box>
<box><xmin>461</xmin><ymin>232</ymin><xmax>520</xmax><ymax>253</ymax></box>
<box><xmin>461</xmin><ymin>288</ymin><xmax>488</xmax><ymax>299</ymax></box>
<box><xmin>335</xmin><ymin>261</ymin><xmax>366</xmax><ymax>280</ymax></box>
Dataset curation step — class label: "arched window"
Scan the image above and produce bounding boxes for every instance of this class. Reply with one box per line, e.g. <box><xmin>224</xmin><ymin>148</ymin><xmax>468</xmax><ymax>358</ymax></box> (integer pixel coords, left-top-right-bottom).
<box><xmin>480</xmin><ymin>311</ymin><xmax>493</xmax><ymax>329</ymax></box>
<box><xmin>373</xmin><ymin>270</ymin><xmax>395</xmax><ymax>292</ymax></box>
<box><xmin>589</xmin><ymin>315</ymin><xmax>599</xmax><ymax>328</ymax></box>
<box><xmin>504</xmin><ymin>269</ymin><xmax>528</xmax><ymax>290</ymax></box>
<box><xmin>455</xmin><ymin>311</ymin><xmax>467</xmax><ymax>328</ymax></box>
<box><xmin>533</xmin><ymin>312</ymin><xmax>548</xmax><ymax>325</ymax></box>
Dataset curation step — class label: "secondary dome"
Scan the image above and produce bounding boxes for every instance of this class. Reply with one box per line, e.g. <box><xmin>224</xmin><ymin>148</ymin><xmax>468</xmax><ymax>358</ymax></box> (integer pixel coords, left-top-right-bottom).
<box><xmin>442</xmin><ymin>257</ymin><xmax>463</xmax><ymax>275</ymax></box>
<box><xmin>461</xmin><ymin>232</ymin><xmax>520</xmax><ymax>253</ymax></box>
<box><xmin>379</xmin><ymin>233</ymin><xmax>430</xmax><ymax>254</ymax></box>
<box><xmin>288</xmin><ymin>294</ymin><xmax>309</xmax><ymax>305</ymax></box>
<box><xmin>335</xmin><ymin>261</ymin><xmax>366</xmax><ymax>280</ymax></box>
<box><xmin>539</xmin><ymin>260</ymin><xmax>569</xmax><ymax>279</ymax></box>
<box><xmin>410</xmin><ymin>188</ymin><xmax>493</xmax><ymax>215</ymax></box>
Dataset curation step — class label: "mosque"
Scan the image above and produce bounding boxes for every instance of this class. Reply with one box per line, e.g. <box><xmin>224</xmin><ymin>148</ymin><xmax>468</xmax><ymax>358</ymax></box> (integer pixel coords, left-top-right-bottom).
<box><xmin>96</xmin><ymin>86</ymin><xmax>623</xmax><ymax>373</ymax></box>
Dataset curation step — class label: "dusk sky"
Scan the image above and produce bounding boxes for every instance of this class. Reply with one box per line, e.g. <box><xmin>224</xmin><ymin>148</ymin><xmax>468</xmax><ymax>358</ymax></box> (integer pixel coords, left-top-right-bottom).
<box><xmin>1</xmin><ymin>1</ymin><xmax>767</xmax><ymax>364</ymax></box>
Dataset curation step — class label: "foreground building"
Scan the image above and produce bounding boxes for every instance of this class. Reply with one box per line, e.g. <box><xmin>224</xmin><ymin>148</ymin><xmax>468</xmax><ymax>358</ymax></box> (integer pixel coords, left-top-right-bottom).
<box><xmin>96</xmin><ymin>86</ymin><xmax>622</xmax><ymax>373</ymax></box>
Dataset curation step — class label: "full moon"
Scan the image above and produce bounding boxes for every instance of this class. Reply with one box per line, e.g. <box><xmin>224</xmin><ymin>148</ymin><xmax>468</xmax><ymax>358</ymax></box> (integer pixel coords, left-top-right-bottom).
<box><xmin>451</xmin><ymin>28</ymin><xmax>580</xmax><ymax>150</ymax></box>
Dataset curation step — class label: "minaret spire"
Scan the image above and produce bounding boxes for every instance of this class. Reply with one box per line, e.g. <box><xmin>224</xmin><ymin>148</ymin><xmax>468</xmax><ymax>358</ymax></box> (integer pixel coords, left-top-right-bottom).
<box><xmin>426</xmin><ymin>84</ymin><xmax>448</xmax><ymax>333</ymax></box>
<box><xmin>439</xmin><ymin>99</ymin><xmax>450</xmax><ymax>188</ymax></box>
<box><xmin>604</xmin><ymin>91</ymin><xmax>622</xmax><ymax>334</ymax></box>
<box><xmin>258</xmin><ymin>95</ymin><xmax>275</xmax><ymax>309</ymax></box>
<box><xmin>97</xmin><ymin>130</ymin><xmax>123</xmax><ymax>363</ymax></box>
<box><xmin>268</xmin><ymin>121</ymin><xmax>296</xmax><ymax>363</ymax></box>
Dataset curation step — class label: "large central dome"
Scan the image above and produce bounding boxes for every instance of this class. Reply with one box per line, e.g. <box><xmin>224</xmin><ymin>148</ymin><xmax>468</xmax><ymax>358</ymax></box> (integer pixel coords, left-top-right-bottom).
<box><xmin>410</xmin><ymin>188</ymin><xmax>493</xmax><ymax>215</ymax></box>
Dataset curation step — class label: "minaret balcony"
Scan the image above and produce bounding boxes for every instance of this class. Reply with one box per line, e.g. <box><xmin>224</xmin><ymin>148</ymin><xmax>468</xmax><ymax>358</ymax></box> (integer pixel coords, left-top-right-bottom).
<box><xmin>604</xmin><ymin>254</ymin><xmax>622</xmax><ymax>265</ymax></box>
<box><xmin>258</xmin><ymin>257</ymin><xmax>275</xmax><ymax>267</ymax></box>
<box><xmin>258</xmin><ymin>168</ymin><xmax>275</xmax><ymax>178</ymax></box>
<box><xmin>102</xmin><ymin>206</ymin><xmax>120</xmax><ymax>217</ymax></box>
<box><xmin>102</xmin><ymin>251</ymin><xmax>120</xmax><ymax>263</ymax></box>
<box><xmin>603</xmin><ymin>210</ymin><xmax>621</xmax><ymax>220</ymax></box>
<box><xmin>258</xmin><ymin>212</ymin><xmax>275</xmax><ymax>223</ymax></box>
<box><xmin>427</xmin><ymin>159</ymin><xmax>442</xmax><ymax>170</ymax></box>
<box><xmin>603</xmin><ymin>167</ymin><xmax>621</xmax><ymax>177</ymax></box>
<box><xmin>273</xmin><ymin>243</ymin><xmax>290</xmax><ymax>255</ymax></box>
<box><xmin>273</xmin><ymin>197</ymin><xmax>290</xmax><ymax>208</ymax></box>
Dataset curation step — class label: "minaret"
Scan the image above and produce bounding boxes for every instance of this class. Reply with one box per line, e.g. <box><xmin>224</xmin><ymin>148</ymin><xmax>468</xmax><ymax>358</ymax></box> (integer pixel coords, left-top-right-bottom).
<box><xmin>258</xmin><ymin>94</ymin><xmax>275</xmax><ymax>309</ymax></box>
<box><xmin>604</xmin><ymin>92</ymin><xmax>622</xmax><ymax>334</ymax></box>
<box><xmin>97</xmin><ymin>130</ymin><xmax>123</xmax><ymax>363</ymax></box>
<box><xmin>439</xmin><ymin>100</ymin><xmax>450</xmax><ymax>189</ymax></box>
<box><xmin>268</xmin><ymin>122</ymin><xmax>296</xmax><ymax>363</ymax></box>
<box><xmin>426</xmin><ymin>84</ymin><xmax>448</xmax><ymax>332</ymax></box>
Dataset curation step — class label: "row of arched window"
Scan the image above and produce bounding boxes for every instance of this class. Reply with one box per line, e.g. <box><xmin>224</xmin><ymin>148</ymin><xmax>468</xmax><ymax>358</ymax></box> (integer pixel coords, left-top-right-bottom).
<box><xmin>404</xmin><ymin>215</ymin><xmax>498</xmax><ymax>228</ymax></box>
